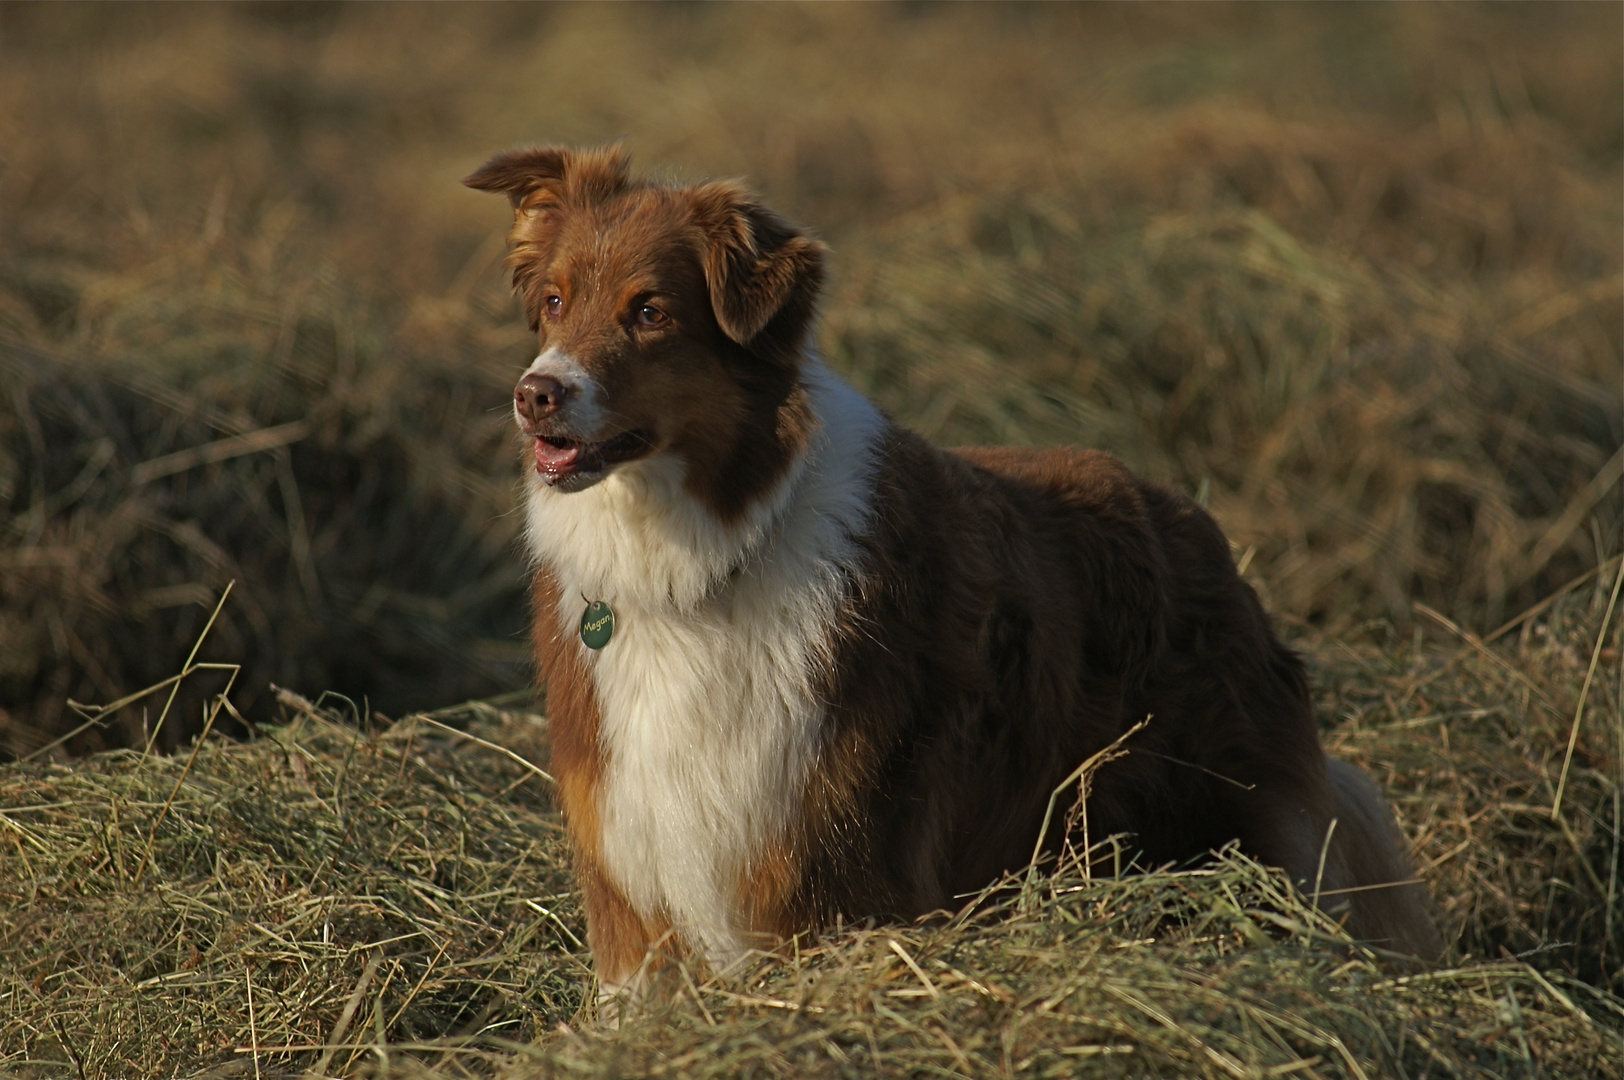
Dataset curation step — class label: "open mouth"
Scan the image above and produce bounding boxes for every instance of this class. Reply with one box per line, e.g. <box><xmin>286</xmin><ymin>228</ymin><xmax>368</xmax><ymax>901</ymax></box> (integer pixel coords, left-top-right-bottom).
<box><xmin>533</xmin><ymin>430</ymin><xmax>652</xmax><ymax>483</ymax></box>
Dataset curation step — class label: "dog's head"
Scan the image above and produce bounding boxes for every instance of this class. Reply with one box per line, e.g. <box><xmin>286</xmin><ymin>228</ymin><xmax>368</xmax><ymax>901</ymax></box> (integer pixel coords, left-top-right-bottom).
<box><xmin>466</xmin><ymin>146</ymin><xmax>825</xmax><ymax>518</ymax></box>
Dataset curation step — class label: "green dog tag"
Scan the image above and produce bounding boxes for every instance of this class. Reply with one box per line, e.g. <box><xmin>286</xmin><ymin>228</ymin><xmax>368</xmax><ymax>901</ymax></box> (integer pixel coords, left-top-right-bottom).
<box><xmin>579</xmin><ymin>600</ymin><xmax>615</xmax><ymax>650</ymax></box>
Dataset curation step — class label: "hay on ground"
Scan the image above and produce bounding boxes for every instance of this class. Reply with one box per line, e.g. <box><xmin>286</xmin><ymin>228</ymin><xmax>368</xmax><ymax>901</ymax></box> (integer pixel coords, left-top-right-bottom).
<box><xmin>1</xmin><ymin>567</ymin><xmax>1618</xmax><ymax>1079</ymax></box>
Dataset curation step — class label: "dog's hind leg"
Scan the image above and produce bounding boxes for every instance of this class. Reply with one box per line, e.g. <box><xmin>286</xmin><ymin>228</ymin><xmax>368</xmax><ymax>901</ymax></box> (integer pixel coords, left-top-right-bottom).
<box><xmin>1317</xmin><ymin>758</ymin><xmax>1443</xmax><ymax>960</ymax></box>
<box><xmin>1230</xmin><ymin>760</ymin><xmax>1441</xmax><ymax>959</ymax></box>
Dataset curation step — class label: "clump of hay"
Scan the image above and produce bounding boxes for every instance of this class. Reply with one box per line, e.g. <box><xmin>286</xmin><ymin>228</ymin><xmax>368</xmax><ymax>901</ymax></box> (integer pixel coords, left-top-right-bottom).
<box><xmin>2</xmin><ymin>570</ymin><xmax>1618</xmax><ymax>1079</ymax></box>
<box><xmin>516</xmin><ymin>857</ymin><xmax>1621</xmax><ymax>1080</ymax></box>
<box><xmin>0</xmin><ymin>688</ymin><xmax>582</xmax><ymax>1080</ymax></box>
<box><xmin>0</xmin><ymin>298</ymin><xmax>532</xmax><ymax>757</ymax></box>
<box><xmin>1311</xmin><ymin>567</ymin><xmax>1624</xmax><ymax>995</ymax></box>
<box><xmin>825</xmin><ymin>103</ymin><xmax>1621</xmax><ymax>632</ymax></box>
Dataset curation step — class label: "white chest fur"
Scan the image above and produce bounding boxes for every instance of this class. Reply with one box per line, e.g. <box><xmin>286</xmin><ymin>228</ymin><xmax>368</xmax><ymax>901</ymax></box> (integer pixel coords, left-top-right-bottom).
<box><xmin>524</xmin><ymin>363</ymin><xmax>886</xmax><ymax>966</ymax></box>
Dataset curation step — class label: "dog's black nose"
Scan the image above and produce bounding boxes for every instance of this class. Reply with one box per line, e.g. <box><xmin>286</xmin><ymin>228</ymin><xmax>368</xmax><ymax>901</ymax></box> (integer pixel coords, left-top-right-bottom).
<box><xmin>515</xmin><ymin>373</ymin><xmax>567</xmax><ymax>423</ymax></box>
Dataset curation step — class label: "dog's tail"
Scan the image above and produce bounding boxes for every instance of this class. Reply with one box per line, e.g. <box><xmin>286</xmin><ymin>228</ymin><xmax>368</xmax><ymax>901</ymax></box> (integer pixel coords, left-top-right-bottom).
<box><xmin>1319</xmin><ymin>758</ymin><xmax>1444</xmax><ymax>960</ymax></box>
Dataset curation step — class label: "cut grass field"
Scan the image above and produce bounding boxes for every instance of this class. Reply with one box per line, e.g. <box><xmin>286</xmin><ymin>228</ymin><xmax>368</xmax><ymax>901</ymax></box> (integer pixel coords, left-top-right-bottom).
<box><xmin>2</xmin><ymin>577</ymin><xmax>1620</xmax><ymax>1078</ymax></box>
<box><xmin>0</xmin><ymin>4</ymin><xmax>1620</xmax><ymax>1077</ymax></box>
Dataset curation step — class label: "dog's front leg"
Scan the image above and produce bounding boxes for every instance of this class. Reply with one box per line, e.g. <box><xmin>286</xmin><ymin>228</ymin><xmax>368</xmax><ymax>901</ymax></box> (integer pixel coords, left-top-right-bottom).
<box><xmin>575</xmin><ymin>855</ymin><xmax>670</xmax><ymax>1025</ymax></box>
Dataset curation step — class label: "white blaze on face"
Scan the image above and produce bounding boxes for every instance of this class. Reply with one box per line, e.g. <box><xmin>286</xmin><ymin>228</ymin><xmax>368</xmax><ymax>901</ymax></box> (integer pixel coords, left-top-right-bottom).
<box><xmin>517</xmin><ymin>347</ymin><xmax>606</xmax><ymax>437</ymax></box>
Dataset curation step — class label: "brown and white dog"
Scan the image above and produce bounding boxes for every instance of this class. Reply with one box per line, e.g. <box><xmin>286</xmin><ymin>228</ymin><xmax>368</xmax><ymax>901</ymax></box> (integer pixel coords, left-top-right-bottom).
<box><xmin>465</xmin><ymin>146</ymin><xmax>1442</xmax><ymax>1006</ymax></box>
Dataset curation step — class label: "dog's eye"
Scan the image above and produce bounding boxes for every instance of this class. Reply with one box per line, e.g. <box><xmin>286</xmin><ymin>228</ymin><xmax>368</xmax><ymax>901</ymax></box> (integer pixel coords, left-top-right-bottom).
<box><xmin>545</xmin><ymin>295</ymin><xmax>563</xmax><ymax>319</ymax></box>
<box><xmin>636</xmin><ymin>305</ymin><xmax>669</xmax><ymax>329</ymax></box>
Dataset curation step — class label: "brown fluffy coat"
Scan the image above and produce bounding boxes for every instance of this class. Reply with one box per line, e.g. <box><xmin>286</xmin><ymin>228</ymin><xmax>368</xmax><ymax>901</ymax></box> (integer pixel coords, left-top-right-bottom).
<box><xmin>466</xmin><ymin>146</ymin><xmax>1442</xmax><ymax>1001</ymax></box>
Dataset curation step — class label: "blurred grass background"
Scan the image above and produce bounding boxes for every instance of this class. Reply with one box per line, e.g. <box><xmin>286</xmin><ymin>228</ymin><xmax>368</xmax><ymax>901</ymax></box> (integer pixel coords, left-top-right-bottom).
<box><xmin>2</xmin><ymin>6</ymin><xmax>1623</xmax><ymax>1077</ymax></box>
<box><xmin>0</xmin><ymin>2</ymin><xmax>1619</xmax><ymax>754</ymax></box>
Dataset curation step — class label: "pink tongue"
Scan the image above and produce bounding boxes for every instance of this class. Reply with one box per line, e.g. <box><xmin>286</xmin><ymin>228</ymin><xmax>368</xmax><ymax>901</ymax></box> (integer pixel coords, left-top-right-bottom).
<box><xmin>534</xmin><ymin>438</ymin><xmax>581</xmax><ymax>473</ymax></box>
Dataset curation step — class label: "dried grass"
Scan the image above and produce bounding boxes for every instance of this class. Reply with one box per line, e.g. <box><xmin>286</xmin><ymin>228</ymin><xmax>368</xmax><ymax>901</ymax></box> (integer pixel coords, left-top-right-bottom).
<box><xmin>2</xmin><ymin>3</ymin><xmax>1619</xmax><ymax>753</ymax></box>
<box><xmin>0</xmin><ymin>688</ymin><xmax>582</xmax><ymax>1080</ymax></box>
<box><xmin>2</xmin><ymin>567</ymin><xmax>1619</xmax><ymax>1079</ymax></box>
<box><xmin>1</xmin><ymin>7</ymin><xmax>1621</xmax><ymax>1076</ymax></box>
<box><xmin>825</xmin><ymin>110</ymin><xmax>1621</xmax><ymax>629</ymax></box>
<box><xmin>0</xmin><ymin>304</ymin><xmax>530</xmax><ymax>755</ymax></box>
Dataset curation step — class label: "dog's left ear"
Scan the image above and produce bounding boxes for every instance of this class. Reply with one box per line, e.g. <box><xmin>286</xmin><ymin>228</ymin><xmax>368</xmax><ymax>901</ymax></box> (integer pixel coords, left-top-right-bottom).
<box><xmin>690</xmin><ymin>182</ymin><xmax>826</xmax><ymax>363</ymax></box>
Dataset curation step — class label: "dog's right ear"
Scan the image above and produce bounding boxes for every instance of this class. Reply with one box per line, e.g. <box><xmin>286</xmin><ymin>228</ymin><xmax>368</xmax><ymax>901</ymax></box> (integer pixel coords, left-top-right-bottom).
<box><xmin>463</xmin><ymin>147</ymin><xmax>572</xmax><ymax>209</ymax></box>
<box><xmin>465</xmin><ymin>147</ymin><xmax>632</xmax><ymax>331</ymax></box>
<box><xmin>463</xmin><ymin>145</ymin><xmax>631</xmax><ymax>210</ymax></box>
